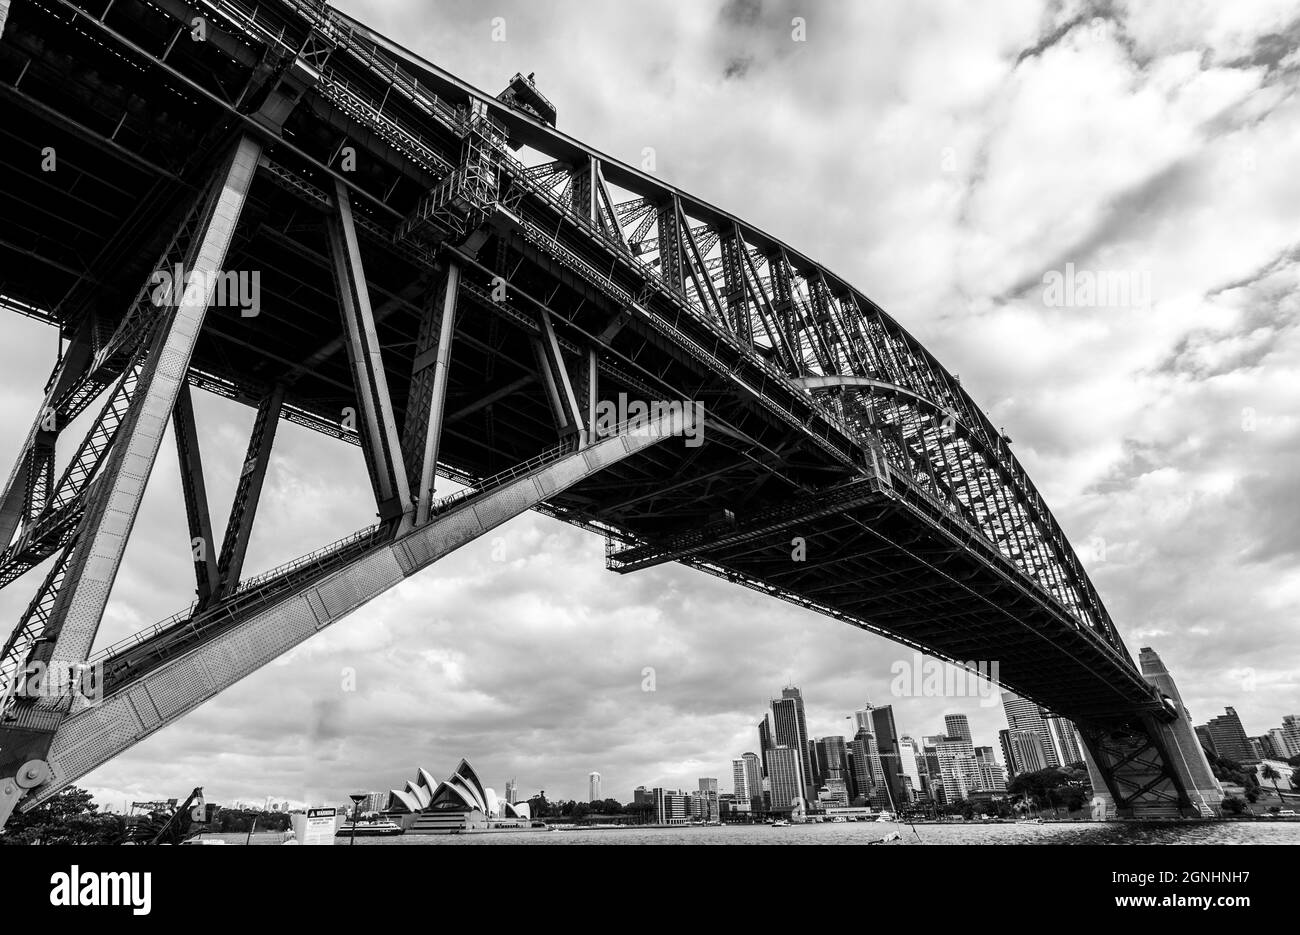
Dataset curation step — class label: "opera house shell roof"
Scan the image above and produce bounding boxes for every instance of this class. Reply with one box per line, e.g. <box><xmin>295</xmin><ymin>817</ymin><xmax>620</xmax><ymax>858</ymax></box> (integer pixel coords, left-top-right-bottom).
<box><xmin>386</xmin><ymin>759</ymin><xmax>529</xmax><ymax>821</ymax></box>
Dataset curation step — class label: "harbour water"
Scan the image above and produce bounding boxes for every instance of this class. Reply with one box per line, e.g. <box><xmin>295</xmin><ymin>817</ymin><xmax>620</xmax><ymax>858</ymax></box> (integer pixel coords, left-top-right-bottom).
<box><xmin>198</xmin><ymin>821</ymin><xmax>1300</xmax><ymax>846</ymax></box>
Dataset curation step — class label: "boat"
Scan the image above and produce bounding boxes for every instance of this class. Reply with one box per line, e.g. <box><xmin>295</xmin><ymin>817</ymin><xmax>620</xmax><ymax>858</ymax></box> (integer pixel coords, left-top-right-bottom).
<box><xmin>336</xmin><ymin>819</ymin><xmax>405</xmax><ymax>837</ymax></box>
<box><xmin>1015</xmin><ymin>817</ymin><xmax>1044</xmax><ymax>825</ymax></box>
<box><xmin>772</xmin><ymin>819</ymin><xmax>790</xmax><ymax>827</ymax></box>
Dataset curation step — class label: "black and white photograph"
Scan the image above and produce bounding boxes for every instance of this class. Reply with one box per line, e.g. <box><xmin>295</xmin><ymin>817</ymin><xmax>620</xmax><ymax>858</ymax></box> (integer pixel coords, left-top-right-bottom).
<box><xmin>0</xmin><ymin>0</ymin><xmax>1295</xmax><ymax>911</ymax></box>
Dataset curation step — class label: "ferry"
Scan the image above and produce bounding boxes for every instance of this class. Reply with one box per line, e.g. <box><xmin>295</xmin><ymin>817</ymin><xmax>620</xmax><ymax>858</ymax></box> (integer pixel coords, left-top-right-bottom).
<box><xmin>771</xmin><ymin>819</ymin><xmax>790</xmax><ymax>827</ymax></box>
<box><xmin>336</xmin><ymin>819</ymin><xmax>405</xmax><ymax>837</ymax></box>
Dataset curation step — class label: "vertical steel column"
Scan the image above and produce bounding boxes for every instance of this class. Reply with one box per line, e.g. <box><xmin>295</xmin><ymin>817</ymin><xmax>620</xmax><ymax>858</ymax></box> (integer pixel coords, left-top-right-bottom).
<box><xmin>414</xmin><ymin>262</ymin><xmax>459</xmax><ymax>526</ymax></box>
<box><xmin>327</xmin><ymin>178</ymin><xmax>412</xmax><ymax>522</ymax></box>
<box><xmin>586</xmin><ymin>347</ymin><xmax>598</xmax><ymax>443</ymax></box>
<box><xmin>30</xmin><ymin>135</ymin><xmax>261</xmax><ymax>671</ymax></box>
<box><xmin>173</xmin><ymin>383</ymin><xmax>219</xmax><ymax>604</ymax></box>
<box><xmin>656</xmin><ymin>198</ymin><xmax>686</xmax><ymax>294</ymax></box>
<box><xmin>213</xmin><ymin>384</ymin><xmax>284</xmax><ymax>599</ymax></box>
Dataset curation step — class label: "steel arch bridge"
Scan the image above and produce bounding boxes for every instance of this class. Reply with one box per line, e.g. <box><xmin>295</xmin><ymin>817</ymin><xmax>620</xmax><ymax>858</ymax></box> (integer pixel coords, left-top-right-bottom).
<box><xmin>0</xmin><ymin>0</ymin><xmax>1219</xmax><ymax>821</ymax></box>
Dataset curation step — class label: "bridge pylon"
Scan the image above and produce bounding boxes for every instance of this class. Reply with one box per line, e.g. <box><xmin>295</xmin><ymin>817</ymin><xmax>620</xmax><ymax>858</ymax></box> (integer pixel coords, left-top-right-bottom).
<box><xmin>1080</xmin><ymin>646</ymin><xmax>1223</xmax><ymax>819</ymax></box>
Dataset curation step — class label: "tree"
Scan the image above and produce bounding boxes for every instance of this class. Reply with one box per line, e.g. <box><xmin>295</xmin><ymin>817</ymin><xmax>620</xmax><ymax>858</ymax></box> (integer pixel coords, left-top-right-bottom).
<box><xmin>1220</xmin><ymin>796</ymin><xmax>1247</xmax><ymax>816</ymax></box>
<box><xmin>1</xmin><ymin>786</ymin><xmax>126</xmax><ymax>845</ymax></box>
<box><xmin>1261</xmin><ymin>764</ymin><xmax>1282</xmax><ymax>800</ymax></box>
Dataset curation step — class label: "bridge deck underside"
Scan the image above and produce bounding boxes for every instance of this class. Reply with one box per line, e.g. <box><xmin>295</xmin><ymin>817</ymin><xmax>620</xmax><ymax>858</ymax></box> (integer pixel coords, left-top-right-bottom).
<box><xmin>663</xmin><ymin>488</ymin><xmax>1150</xmax><ymax>721</ymax></box>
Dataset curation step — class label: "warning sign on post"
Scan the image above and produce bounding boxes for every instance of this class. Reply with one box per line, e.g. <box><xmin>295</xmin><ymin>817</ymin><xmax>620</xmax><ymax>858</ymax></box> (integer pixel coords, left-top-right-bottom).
<box><xmin>289</xmin><ymin>807</ymin><xmax>341</xmax><ymax>846</ymax></box>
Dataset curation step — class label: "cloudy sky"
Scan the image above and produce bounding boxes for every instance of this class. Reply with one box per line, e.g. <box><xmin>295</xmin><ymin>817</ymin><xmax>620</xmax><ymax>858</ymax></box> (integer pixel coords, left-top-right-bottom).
<box><xmin>3</xmin><ymin>0</ymin><xmax>1299</xmax><ymax>808</ymax></box>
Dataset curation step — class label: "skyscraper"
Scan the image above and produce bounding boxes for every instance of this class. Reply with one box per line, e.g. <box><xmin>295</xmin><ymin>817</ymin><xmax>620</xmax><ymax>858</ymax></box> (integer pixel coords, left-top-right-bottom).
<box><xmin>588</xmin><ymin>772</ymin><xmax>601</xmax><ymax>802</ymax></box>
<box><xmin>741</xmin><ymin>752</ymin><xmax>763</xmax><ymax>808</ymax></box>
<box><xmin>1001</xmin><ymin>727</ymin><xmax>1049</xmax><ymax>775</ymax></box>
<box><xmin>699</xmin><ymin>777</ymin><xmax>718</xmax><ymax>796</ymax></box>
<box><xmin>1001</xmin><ymin>692</ymin><xmax>1061</xmax><ymax>768</ymax></box>
<box><xmin>849</xmin><ymin>728</ymin><xmax>880</xmax><ymax>806</ymax></box>
<box><xmin>868</xmin><ymin>704</ymin><xmax>907</xmax><ymax>810</ymax></box>
<box><xmin>973</xmin><ymin>746</ymin><xmax>1006</xmax><ymax>791</ymax></box>
<box><xmin>814</xmin><ymin>735</ymin><xmax>849</xmax><ymax>783</ymax></box>
<box><xmin>504</xmin><ymin>778</ymin><xmax>518</xmax><ymax>805</ymax></box>
<box><xmin>936</xmin><ymin>735</ymin><xmax>979</xmax><ymax>800</ymax></box>
<box><xmin>944</xmin><ymin>714</ymin><xmax>972</xmax><ymax>745</ymax></box>
<box><xmin>897</xmin><ymin>736</ymin><xmax>923</xmax><ymax>802</ymax></box>
<box><xmin>732</xmin><ymin>759</ymin><xmax>750</xmax><ymax>799</ymax></box>
<box><xmin>767</xmin><ymin>745</ymin><xmax>804</xmax><ymax>813</ymax></box>
<box><xmin>1045</xmin><ymin>714</ymin><xmax>1084</xmax><ymax>766</ymax></box>
<box><xmin>772</xmin><ymin>687</ymin><xmax>815</xmax><ymax>801</ymax></box>
<box><xmin>758</xmin><ymin>714</ymin><xmax>774</xmax><ymax>778</ymax></box>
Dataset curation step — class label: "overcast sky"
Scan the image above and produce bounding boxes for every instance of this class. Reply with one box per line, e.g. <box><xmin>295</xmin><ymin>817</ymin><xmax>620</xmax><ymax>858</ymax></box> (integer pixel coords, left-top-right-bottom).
<box><xmin>3</xmin><ymin>0</ymin><xmax>1299</xmax><ymax>808</ymax></box>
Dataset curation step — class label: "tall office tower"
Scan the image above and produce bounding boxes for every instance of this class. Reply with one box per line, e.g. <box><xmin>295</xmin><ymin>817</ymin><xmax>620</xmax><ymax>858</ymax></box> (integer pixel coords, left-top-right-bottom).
<box><xmin>973</xmin><ymin>746</ymin><xmax>1006</xmax><ymax>791</ymax></box>
<box><xmin>773</xmin><ymin>687</ymin><xmax>816</xmax><ymax>801</ymax></box>
<box><xmin>1001</xmin><ymin>692</ymin><xmax>1062</xmax><ymax>768</ymax></box>
<box><xmin>504</xmin><ymin>778</ymin><xmax>518</xmax><ymax>805</ymax></box>
<box><xmin>849</xmin><ymin>729</ymin><xmax>879</xmax><ymax>805</ymax></box>
<box><xmin>633</xmin><ymin>786</ymin><xmax>654</xmax><ymax>805</ymax></box>
<box><xmin>1282</xmin><ymin>715</ymin><xmax>1300</xmax><ymax>757</ymax></box>
<box><xmin>853</xmin><ymin>707</ymin><xmax>874</xmax><ymax>732</ymax></box>
<box><xmin>1001</xmin><ymin>727</ymin><xmax>1049</xmax><ymax>776</ymax></box>
<box><xmin>1045</xmin><ymin>714</ymin><xmax>1084</xmax><ymax>766</ymax></box>
<box><xmin>919</xmin><ymin>737</ymin><xmax>945</xmax><ymax>803</ymax></box>
<box><xmin>936</xmin><ymin>736</ymin><xmax>979</xmax><ymax>800</ymax></box>
<box><xmin>1250</xmin><ymin>738</ymin><xmax>1266</xmax><ymax>760</ymax></box>
<box><xmin>767</xmin><ymin>745</ymin><xmax>804</xmax><ymax>813</ymax></box>
<box><xmin>897</xmin><ymin>736</ymin><xmax>923</xmax><ymax>802</ymax></box>
<box><xmin>814</xmin><ymin>736</ymin><xmax>849</xmax><ymax>782</ymax></box>
<box><xmin>1199</xmin><ymin>707</ymin><xmax>1260</xmax><ymax>764</ymax></box>
<box><xmin>771</xmin><ymin>690</ymin><xmax>813</xmax><ymax>800</ymax></box>
<box><xmin>944</xmin><ymin>714</ymin><xmax>972</xmax><ymax>745</ymax></box>
<box><xmin>758</xmin><ymin>714</ymin><xmax>774</xmax><ymax>778</ymax></box>
<box><xmin>588</xmin><ymin>772</ymin><xmax>601</xmax><ymax>802</ymax></box>
<box><xmin>742</xmin><ymin>752</ymin><xmax>764</xmax><ymax>806</ymax></box>
<box><xmin>868</xmin><ymin>705</ymin><xmax>908</xmax><ymax>810</ymax></box>
<box><xmin>699</xmin><ymin>777</ymin><xmax>719</xmax><ymax>796</ymax></box>
<box><xmin>732</xmin><ymin>759</ymin><xmax>749</xmax><ymax>799</ymax></box>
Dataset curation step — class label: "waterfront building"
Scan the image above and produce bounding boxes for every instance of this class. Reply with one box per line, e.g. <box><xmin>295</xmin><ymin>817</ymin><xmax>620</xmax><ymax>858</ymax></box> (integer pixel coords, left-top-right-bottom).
<box><xmin>1045</xmin><ymin>714</ymin><xmax>1084</xmax><ymax>765</ymax></box>
<box><xmin>867</xmin><ymin>705</ymin><xmax>908</xmax><ymax>810</ymax></box>
<box><xmin>974</xmin><ymin>746</ymin><xmax>1006</xmax><ymax>791</ymax></box>
<box><xmin>767</xmin><ymin>745</ymin><xmax>804</xmax><ymax>813</ymax></box>
<box><xmin>386</xmin><ymin>760</ymin><xmax>532</xmax><ymax>834</ymax></box>
<box><xmin>633</xmin><ymin>785</ymin><xmax>654</xmax><ymax>805</ymax></box>
<box><xmin>814</xmin><ymin>735</ymin><xmax>849</xmax><ymax>782</ymax></box>
<box><xmin>742</xmin><ymin>752</ymin><xmax>764</xmax><ymax>812</ymax></box>
<box><xmin>732</xmin><ymin>758</ymin><xmax>750</xmax><ymax>799</ymax></box>
<box><xmin>772</xmin><ymin>688</ymin><xmax>815</xmax><ymax>801</ymax></box>
<box><xmin>936</xmin><ymin>735</ymin><xmax>979</xmax><ymax>801</ymax></box>
<box><xmin>1198</xmin><ymin>707</ymin><xmax>1259</xmax><ymax>765</ymax></box>
<box><xmin>898</xmin><ymin>736</ymin><xmax>923</xmax><ymax>802</ymax></box>
<box><xmin>1002</xmin><ymin>692</ymin><xmax>1061</xmax><ymax>768</ymax></box>
<box><xmin>1001</xmin><ymin>727</ymin><xmax>1049</xmax><ymax>776</ymax></box>
<box><xmin>654</xmin><ymin>788</ymin><xmax>689</xmax><ymax>825</ymax></box>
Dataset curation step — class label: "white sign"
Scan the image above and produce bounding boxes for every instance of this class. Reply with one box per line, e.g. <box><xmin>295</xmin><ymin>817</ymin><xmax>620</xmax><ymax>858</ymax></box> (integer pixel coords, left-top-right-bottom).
<box><xmin>290</xmin><ymin>807</ymin><xmax>341</xmax><ymax>846</ymax></box>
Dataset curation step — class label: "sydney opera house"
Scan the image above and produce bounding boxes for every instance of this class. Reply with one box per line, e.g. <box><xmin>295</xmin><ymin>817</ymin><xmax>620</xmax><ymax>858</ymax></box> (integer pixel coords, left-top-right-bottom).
<box><xmin>384</xmin><ymin>759</ymin><xmax>541</xmax><ymax>834</ymax></box>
